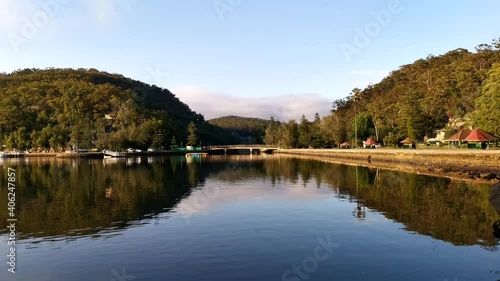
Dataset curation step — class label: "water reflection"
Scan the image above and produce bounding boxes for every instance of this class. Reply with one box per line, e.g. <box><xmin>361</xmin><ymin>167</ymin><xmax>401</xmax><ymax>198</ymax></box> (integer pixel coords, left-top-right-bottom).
<box><xmin>490</xmin><ymin>182</ymin><xmax>500</xmax><ymax>238</ymax></box>
<box><xmin>352</xmin><ymin>166</ymin><xmax>367</xmax><ymax>220</ymax></box>
<box><xmin>0</xmin><ymin>155</ymin><xmax>498</xmax><ymax>249</ymax></box>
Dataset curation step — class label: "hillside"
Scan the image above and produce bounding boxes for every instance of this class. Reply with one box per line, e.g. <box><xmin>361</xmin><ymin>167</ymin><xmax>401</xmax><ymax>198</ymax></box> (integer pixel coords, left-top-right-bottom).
<box><xmin>0</xmin><ymin>68</ymin><xmax>237</xmax><ymax>151</ymax></box>
<box><xmin>262</xmin><ymin>39</ymin><xmax>500</xmax><ymax>148</ymax></box>
<box><xmin>341</xmin><ymin>42</ymin><xmax>500</xmax><ymax>145</ymax></box>
<box><xmin>208</xmin><ymin>116</ymin><xmax>269</xmax><ymax>144</ymax></box>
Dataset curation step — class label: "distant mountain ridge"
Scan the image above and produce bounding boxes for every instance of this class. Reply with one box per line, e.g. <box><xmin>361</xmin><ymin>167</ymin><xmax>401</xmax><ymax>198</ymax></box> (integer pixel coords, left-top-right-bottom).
<box><xmin>208</xmin><ymin>115</ymin><xmax>270</xmax><ymax>144</ymax></box>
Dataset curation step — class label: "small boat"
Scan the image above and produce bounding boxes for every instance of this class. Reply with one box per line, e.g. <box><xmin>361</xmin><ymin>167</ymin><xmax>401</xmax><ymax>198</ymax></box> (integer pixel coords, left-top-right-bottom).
<box><xmin>185</xmin><ymin>152</ymin><xmax>208</xmax><ymax>158</ymax></box>
<box><xmin>0</xmin><ymin>152</ymin><xmax>9</xmax><ymax>158</ymax></box>
<box><xmin>103</xmin><ymin>150</ymin><xmax>127</xmax><ymax>158</ymax></box>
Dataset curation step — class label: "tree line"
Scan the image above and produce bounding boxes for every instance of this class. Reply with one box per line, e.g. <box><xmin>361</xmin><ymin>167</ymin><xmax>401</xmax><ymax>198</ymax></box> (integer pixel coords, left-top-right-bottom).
<box><xmin>263</xmin><ymin>39</ymin><xmax>500</xmax><ymax>148</ymax></box>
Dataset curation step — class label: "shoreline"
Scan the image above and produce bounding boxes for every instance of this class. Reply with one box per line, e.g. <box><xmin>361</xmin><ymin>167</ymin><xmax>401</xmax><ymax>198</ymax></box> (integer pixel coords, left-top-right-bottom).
<box><xmin>5</xmin><ymin>151</ymin><xmax>194</xmax><ymax>158</ymax></box>
<box><xmin>5</xmin><ymin>148</ymin><xmax>500</xmax><ymax>182</ymax></box>
<box><xmin>276</xmin><ymin>148</ymin><xmax>500</xmax><ymax>182</ymax></box>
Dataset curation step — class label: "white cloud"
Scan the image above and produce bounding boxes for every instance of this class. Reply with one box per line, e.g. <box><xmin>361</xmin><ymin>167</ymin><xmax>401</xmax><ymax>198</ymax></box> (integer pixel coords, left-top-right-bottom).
<box><xmin>175</xmin><ymin>177</ymin><xmax>331</xmax><ymax>217</ymax></box>
<box><xmin>173</xmin><ymin>87</ymin><xmax>332</xmax><ymax>121</ymax></box>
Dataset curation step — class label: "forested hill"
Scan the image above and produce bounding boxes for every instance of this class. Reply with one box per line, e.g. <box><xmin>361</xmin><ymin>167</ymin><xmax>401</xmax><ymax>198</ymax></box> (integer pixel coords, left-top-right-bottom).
<box><xmin>261</xmin><ymin>39</ymin><xmax>500</xmax><ymax>149</ymax></box>
<box><xmin>325</xmin><ymin>40</ymin><xmax>500</xmax><ymax>146</ymax></box>
<box><xmin>208</xmin><ymin>116</ymin><xmax>269</xmax><ymax>144</ymax></box>
<box><xmin>0</xmin><ymin>68</ymin><xmax>236</xmax><ymax>150</ymax></box>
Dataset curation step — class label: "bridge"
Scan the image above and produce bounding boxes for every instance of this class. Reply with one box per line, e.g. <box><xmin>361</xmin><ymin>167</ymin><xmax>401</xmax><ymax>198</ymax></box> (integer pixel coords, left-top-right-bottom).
<box><xmin>206</xmin><ymin>145</ymin><xmax>279</xmax><ymax>155</ymax></box>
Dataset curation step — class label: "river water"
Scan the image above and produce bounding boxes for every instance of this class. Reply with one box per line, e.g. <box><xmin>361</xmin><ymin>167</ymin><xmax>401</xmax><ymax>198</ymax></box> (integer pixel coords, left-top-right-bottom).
<box><xmin>0</xmin><ymin>155</ymin><xmax>499</xmax><ymax>281</ymax></box>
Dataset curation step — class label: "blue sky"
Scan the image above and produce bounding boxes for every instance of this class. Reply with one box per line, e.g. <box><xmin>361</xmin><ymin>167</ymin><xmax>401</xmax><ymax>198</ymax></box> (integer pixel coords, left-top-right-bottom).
<box><xmin>1</xmin><ymin>0</ymin><xmax>499</xmax><ymax>120</ymax></box>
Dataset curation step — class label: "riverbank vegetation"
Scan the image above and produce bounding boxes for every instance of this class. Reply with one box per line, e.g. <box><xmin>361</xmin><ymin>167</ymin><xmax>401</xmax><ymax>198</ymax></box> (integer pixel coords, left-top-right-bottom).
<box><xmin>263</xmin><ymin>38</ymin><xmax>500</xmax><ymax>148</ymax></box>
<box><xmin>0</xmin><ymin>69</ymin><xmax>237</xmax><ymax>151</ymax></box>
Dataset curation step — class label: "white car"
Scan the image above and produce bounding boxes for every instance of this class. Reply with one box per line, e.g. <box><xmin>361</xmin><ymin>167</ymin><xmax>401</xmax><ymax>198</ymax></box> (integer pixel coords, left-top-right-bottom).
<box><xmin>126</xmin><ymin>148</ymin><xmax>135</xmax><ymax>153</ymax></box>
<box><xmin>135</xmin><ymin>149</ymin><xmax>143</xmax><ymax>153</ymax></box>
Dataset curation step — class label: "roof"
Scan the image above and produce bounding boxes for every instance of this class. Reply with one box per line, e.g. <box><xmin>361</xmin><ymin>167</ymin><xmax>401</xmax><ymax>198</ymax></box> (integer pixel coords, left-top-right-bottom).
<box><xmin>426</xmin><ymin>138</ymin><xmax>441</xmax><ymax>142</ymax></box>
<box><xmin>445</xmin><ymin>129</ymin><xmax>497</xmax><ymax>142</ymax></box>
<box><xmin>400</xmin><ymin>138</ymin><xmax>414</xmax><ymax>144</ymax></box>
<box><xmin>365</xmin><ymin>138</ymin><xmax>376</xmax><ymax>145</ymax></box>
<box><xmin>463</xmin><ymin>129</ymin><xmax>498</xmax><ymax>142</ymax></box>
<box><xmin>340</xmin><ymin>142</ymin><xmax>350</xmax><ymax>146</ymax></box>
<box><xmin>445</xmin><ymin>129</ymin><xmax>471</xmax><ymax>142</ymax></box>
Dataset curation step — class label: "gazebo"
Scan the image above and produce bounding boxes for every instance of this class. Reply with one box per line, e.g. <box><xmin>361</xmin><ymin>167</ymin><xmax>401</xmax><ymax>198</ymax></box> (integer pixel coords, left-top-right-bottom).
<box><xmin>400</xmin><ymin>138</ymin><xmax>415</xmax><ymax>149</ymax></box>
<box><xmin>340</xmin><ymin>142</ymin><xmax>350</xmax><ymax>149</ymax></box>
<box><xmin>364</xmin><ymin>138</ymin><xmax>376</xmax><ymax>149</ymax></box>
<box><xmin>463</xmin><ymin>129</ymin><xmax>498</xmax><ymax>149</ymax></box>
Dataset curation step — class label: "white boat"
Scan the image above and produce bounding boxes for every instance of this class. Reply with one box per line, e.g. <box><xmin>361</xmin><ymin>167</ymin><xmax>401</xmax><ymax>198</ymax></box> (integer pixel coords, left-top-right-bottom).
<box><xmin>0</xmin><ymin>152</ymin><xmax>9</xmax><ymax>158</ymax></box>
<box><xmin>103</xmin><ymin>150</ymin><xmax>127</xmax><ymax>158</ymax></box>
<box><xmin>185</xmin><ymin>152</ymin><xmax>208</xmax><ymax>158</ymax></box>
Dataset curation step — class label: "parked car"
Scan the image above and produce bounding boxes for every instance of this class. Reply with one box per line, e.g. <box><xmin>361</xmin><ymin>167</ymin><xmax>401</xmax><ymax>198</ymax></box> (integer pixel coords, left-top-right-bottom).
<box><xmin>147</xmin><ymin>148</ymin><xmax>158</xmax><ymax>152</ymax></box>
<box><xmin>126</xmin><ymin>148</ymin><xmax>135</xmax><ymax>153</ymax></box>
<box><xmin>135</xmin><ymin>149</ymin><xmax>143</xmax><ymax>153</ymax></box>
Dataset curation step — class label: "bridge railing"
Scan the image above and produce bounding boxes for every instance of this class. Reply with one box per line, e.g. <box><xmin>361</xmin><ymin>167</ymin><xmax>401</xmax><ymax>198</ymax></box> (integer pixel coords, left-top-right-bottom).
<box><xmin>207</xmin><ymin>145</ymin><xmax>278</xmax><ymax>149</ymax></box>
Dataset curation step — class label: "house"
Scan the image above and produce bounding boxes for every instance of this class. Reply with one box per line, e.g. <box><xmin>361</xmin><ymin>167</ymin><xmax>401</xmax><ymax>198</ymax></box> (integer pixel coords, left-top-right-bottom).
<box><xmin>105</xmin><ymin>113</ymin><xmax>117</xmax><ymax>120</ymax></box>
<box><xmin>340</xmin><ymin>142</ymin><xmax>350</xmax><ymax>149</ymax></box>
<box><xmin>363</xmin><ymin>138</ymin><xmax>376</xmax><ymax>149</ymax></box>
<box><xmin>435</xmin><ymin>129</ymin><xmax>446</xmax><ymax>142</ymax></box>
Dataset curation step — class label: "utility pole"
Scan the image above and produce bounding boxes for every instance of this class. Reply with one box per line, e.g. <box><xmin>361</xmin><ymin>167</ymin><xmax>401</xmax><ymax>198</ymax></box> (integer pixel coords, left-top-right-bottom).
<box><xmin>352</xmin><ymin>88</ymin><xmax>360</xmax><ymax>149</ymax></box>
<box><xmin>354</xmin><ymin>99</ymin><xmax>357</xmax><ymax>149</ymax></box>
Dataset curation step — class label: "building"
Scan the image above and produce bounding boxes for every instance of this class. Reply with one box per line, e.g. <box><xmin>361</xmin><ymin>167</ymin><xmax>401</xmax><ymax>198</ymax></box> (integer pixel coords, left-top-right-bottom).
<box><xmin>105</xmin><ymin>113</ymin><xmax>117</xmax><ymax>120</ymax></box>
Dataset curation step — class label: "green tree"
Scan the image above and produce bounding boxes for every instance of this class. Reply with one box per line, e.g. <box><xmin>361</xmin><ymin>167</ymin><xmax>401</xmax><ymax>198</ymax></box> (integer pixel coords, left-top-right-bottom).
<box><xmin>263</xmin><ymin>116</ymin><xmax>280</xmax><ymax>145</ymax></box>
<box><xmin>277</xmin><ymin>120</ymin><xmax>298</xmax><ymax>148</ymax></box>
<box><xmin>170</xmin><ymin>135</ymin><xmax>178</xmax><ymax>148</ymax></box>
<box><xmin>310</xmin><ymin>113</ymin><xmax>325</xmax><ymax>148</ymax></box>
<box><xmin>298</xmin><ymin>115</ymin><xmax>311</xmax><ymax>148</ymax></box>
<box><xmin>383</xmin><ymin>132</ymin><xmax>400</xmax><ymax>147</ymax></box>
<box><xmin>352</xmin><ymin>113</ymin><xmax>370</xmax><ymax>143</ymax></box>
<box><xmin>6</xmin><ymin>127</ymin><xmax>30</xmax><ymax>150</ymax></box>
<box><xmin>397</xmin><ymin>90</ymin><xmax>426</xmax><ymax>140</ymax></box>
<box><xmin>186</xmin><ymin>121</ymin><xmax>198</xmax><ymax>146</ymax></box>
<box><xmin>474</xmin><ymin>63</ymin><xmax>500</xmax><ymax>136</ymax></box>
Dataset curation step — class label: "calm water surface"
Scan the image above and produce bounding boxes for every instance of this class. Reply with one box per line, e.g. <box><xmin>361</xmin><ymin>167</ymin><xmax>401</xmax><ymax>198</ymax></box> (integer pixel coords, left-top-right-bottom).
<box><xmin>0</xmin><ymin>155</ymin><xmax>499</xmax><ymax>281</ymax></box>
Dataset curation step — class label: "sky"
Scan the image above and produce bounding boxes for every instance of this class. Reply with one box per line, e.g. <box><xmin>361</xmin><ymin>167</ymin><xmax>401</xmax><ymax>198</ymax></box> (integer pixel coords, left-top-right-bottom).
<box><xmin>0</xmin><ymin>0</ymin><xmax>499</xmax><ymax>121</ymax></box>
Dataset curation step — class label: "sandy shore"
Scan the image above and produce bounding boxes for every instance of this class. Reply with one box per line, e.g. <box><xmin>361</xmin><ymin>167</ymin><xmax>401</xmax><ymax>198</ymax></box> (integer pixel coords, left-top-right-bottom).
<box><xmin>276</xmin><ymin>148</ymin><xmax>500</xmax><ymax>182</ymax></box>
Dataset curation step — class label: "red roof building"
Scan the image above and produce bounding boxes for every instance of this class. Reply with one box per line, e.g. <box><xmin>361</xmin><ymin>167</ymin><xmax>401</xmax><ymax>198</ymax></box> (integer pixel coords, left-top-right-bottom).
<box><xmin>340</xmin><ymin>142</ymin><xmax>350</xmax><ymax>147</ymax></box>
<box><xmin>463</xmin><ymin>129</ymin><xmax>497</xmax><ymax>142</ymax></box>
<box><xmin>400</xmin><ymin>138</ymin><xmax>414</xmax><ymax>144</ymax></box>
<box><xmin>445</xmin><ymin>129</ymin><xmax>472</xmax><ymax>142</ymax></box>
<box><xmin>365</xmin><ymin>138</ymin><xmax>376</xmax><ymax>145</ymax></box>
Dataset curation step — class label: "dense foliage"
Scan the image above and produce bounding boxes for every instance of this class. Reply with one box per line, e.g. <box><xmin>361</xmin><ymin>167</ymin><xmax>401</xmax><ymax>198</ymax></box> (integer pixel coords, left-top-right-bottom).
<box><xmin>208</xmin><ymin>115</ymin><xmax>269</xmax><ymax>144</ymax></box>
<box><xmin>263</xmin><ymin>39</ymin><xmax>500</xmax><ymax>147</ymax></box>
<box><xmin>0</xmin><ymin>68</ymin><xmax>235</xmax><ymax>151</ymax></box>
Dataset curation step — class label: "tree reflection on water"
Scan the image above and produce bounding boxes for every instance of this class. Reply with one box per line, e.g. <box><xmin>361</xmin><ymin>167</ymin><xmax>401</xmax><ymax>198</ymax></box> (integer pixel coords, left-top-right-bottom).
<box><xmin>0</xmin><ymin>156</ymin><xmax>498</xmax><ymax>249</ymax></box>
